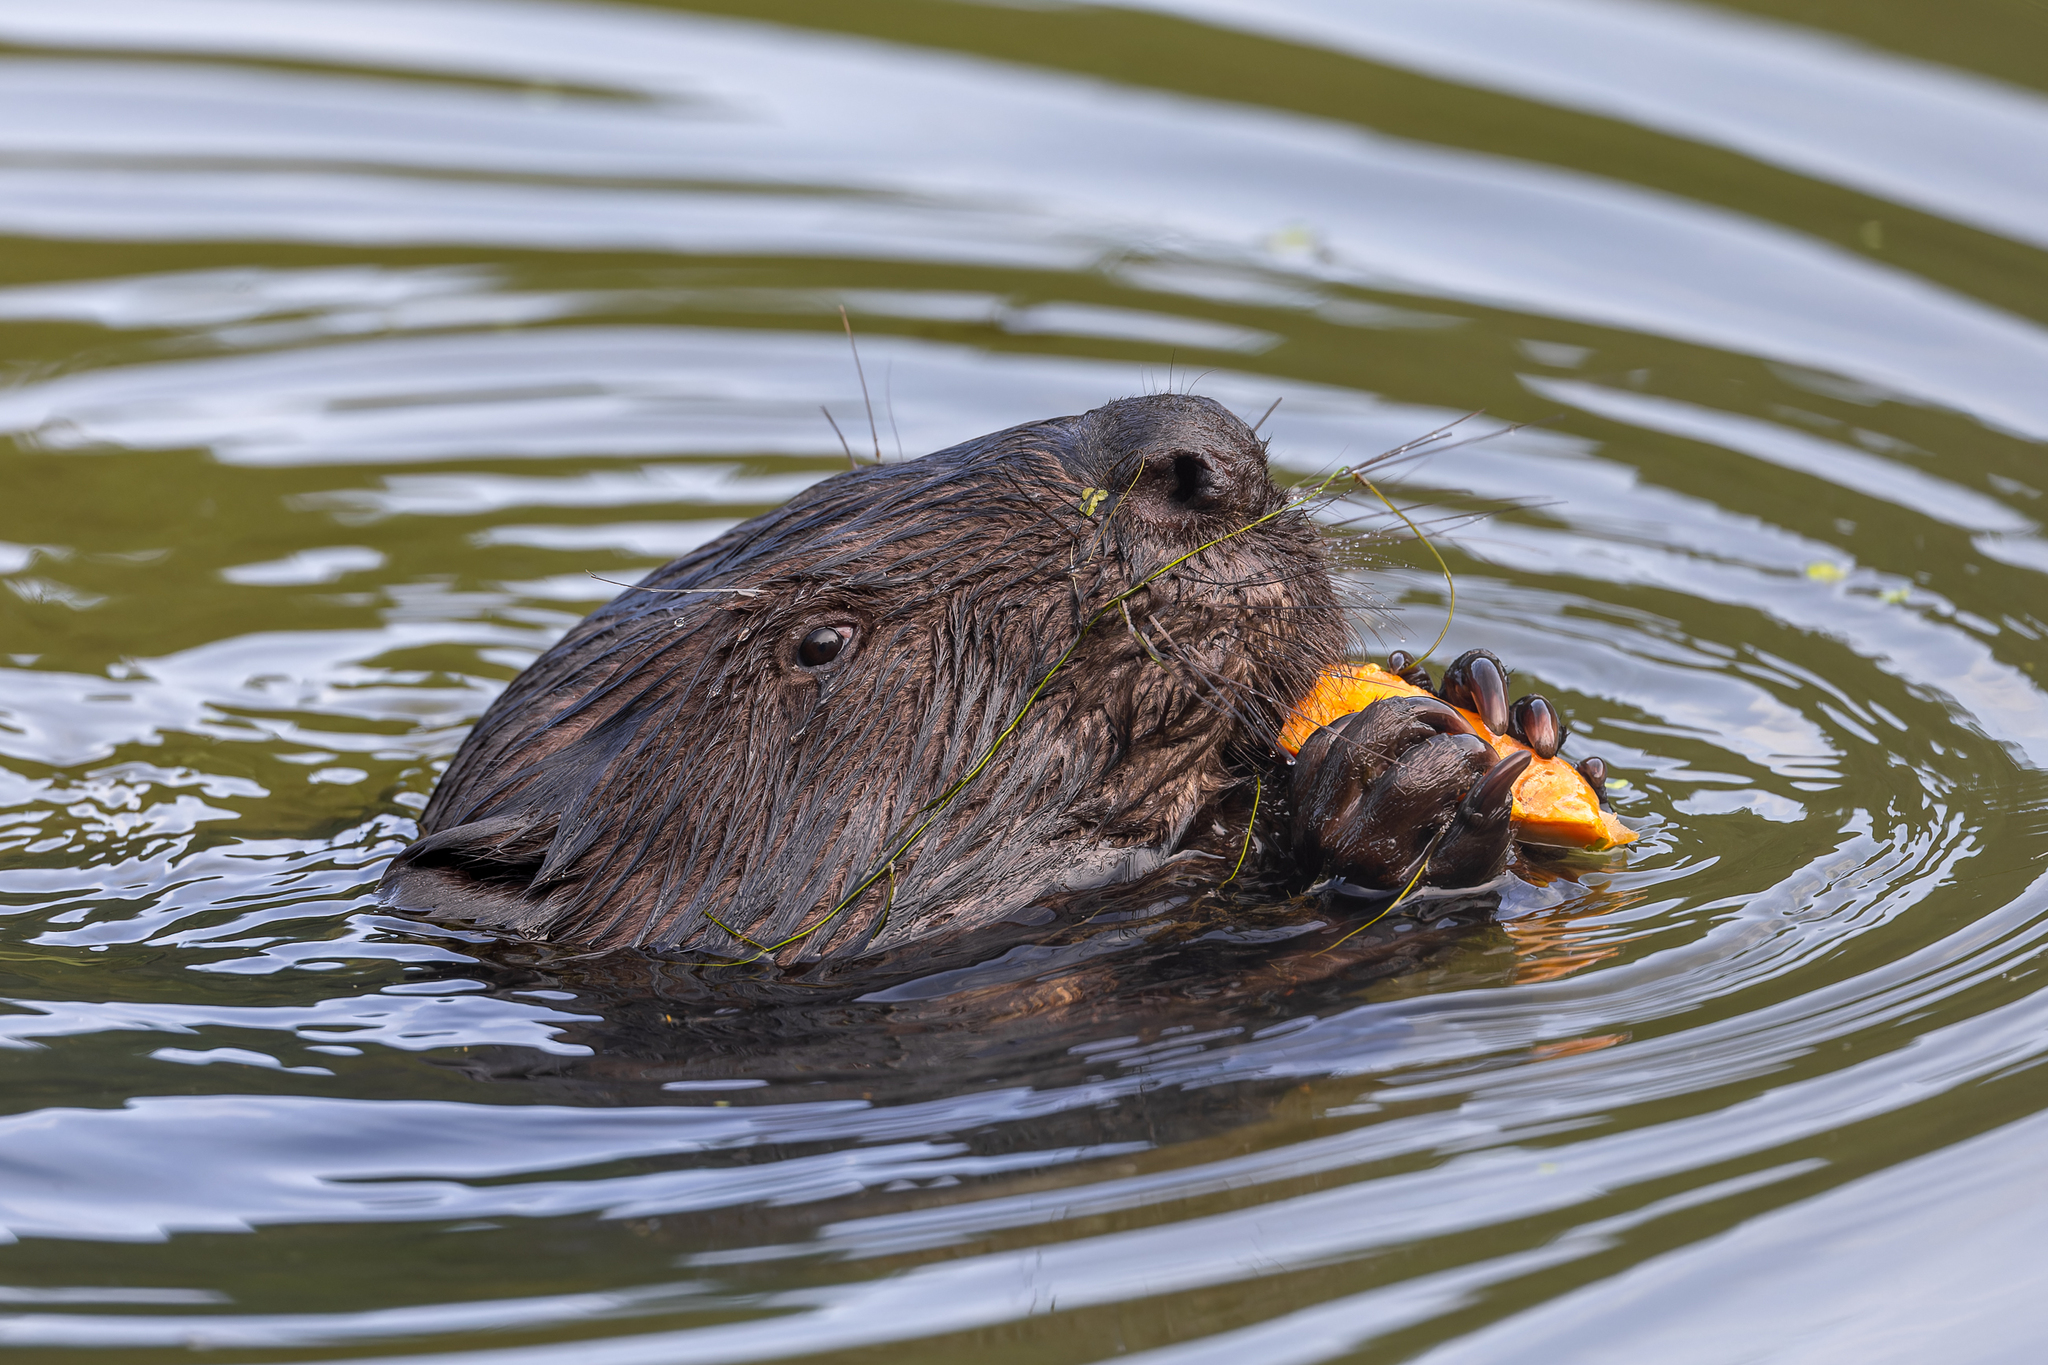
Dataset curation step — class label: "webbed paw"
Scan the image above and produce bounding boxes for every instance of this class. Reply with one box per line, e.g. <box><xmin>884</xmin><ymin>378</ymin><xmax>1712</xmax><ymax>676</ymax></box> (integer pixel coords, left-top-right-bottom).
<box><xmin>1289</xmin><ymin>649</ymin><xmax>1613</xmax><ymax>889</ymax></box>
<box><xmin>1289</xmin><ymin>691</ymin><xmax>1527</xmax><ymax>890</ymax></box>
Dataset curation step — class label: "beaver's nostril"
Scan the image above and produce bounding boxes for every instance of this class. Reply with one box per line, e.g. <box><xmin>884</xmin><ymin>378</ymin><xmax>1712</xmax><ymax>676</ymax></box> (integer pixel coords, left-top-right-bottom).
<box><xmin>1083</xmin><ymin>394</ymin><xmax>1272</xmax><ymax>527</ymax></box>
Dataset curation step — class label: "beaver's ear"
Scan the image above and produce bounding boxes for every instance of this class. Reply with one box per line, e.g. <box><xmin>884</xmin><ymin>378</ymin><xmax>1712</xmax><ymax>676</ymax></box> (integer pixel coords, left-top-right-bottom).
<box><xmin>379</xmin><ymin>813</ymin><xmax>558</xmax><ymax>929</ymax></box>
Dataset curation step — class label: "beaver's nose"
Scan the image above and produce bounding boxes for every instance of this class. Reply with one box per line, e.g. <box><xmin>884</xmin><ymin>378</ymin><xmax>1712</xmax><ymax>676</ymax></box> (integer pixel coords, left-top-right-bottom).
<box><xmin>1146</xmin><ymin>443</ymin><xmax>1266</xmax><ymax>517</ymax></box>
<box><xmin>1085</xmin><ymin>394</ymin><xmax>1274</xmax><ymax>525</ymax></box>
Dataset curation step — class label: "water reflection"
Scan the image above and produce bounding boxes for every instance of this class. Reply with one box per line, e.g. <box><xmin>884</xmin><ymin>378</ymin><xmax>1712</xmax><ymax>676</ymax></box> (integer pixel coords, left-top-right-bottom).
<box><xmin>4</xmin><ymin>2</ymin><xmax>2048</xmax><ymax>434</ymax></box>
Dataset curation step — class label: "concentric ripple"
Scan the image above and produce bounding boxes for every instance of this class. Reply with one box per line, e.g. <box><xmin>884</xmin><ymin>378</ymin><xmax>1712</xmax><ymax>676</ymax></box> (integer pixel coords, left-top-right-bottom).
<box><xmin>3</xmin><ymin>1</ymin><xmax>2047</xmax><ymax>1361</ymax></box>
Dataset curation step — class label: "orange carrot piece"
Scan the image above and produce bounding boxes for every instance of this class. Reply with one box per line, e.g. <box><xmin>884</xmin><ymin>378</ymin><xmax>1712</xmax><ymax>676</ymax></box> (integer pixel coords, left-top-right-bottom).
<box><xmin>1280</xmin><ymin>663</ymin><xmax>1636</xmax><ymax>852</ymax></box>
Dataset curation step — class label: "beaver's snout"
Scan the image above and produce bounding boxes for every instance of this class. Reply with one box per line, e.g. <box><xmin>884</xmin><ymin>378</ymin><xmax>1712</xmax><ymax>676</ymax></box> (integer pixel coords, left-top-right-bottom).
<box><xmin>1078</xmin><ymin>393</ymin><xmax>1277</xmax><ymax>528</ymax></box>
<box><xmin>1147</xmin><ymin>444</ymin><xmax>1259</xmax><ymax>516</ymax></box>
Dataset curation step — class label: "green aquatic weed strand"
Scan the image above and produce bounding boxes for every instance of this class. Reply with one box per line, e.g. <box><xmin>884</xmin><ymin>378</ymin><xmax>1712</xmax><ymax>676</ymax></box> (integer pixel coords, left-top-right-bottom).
<box><xmin>704</xmin><ymin>462</ymin><xmax>1364</xmax><ymax>965</ymax></box>
<box><xmin>1313</xmin><ymin>469</ymin><xmax>1470</xmax><ymax>952</ymax></box>
<box><xmin>1220</xmin><ymin>772</ymin><xmax>1261</xmax><ymax>890</ymax></box>
<box><xmin>705</xmin><ymin>589</ymin><xmax>1116</xmax><ymax>964</ymax></box>
<box><xmin>1351</xmin><ymin>471</ymin><xmax>1457</xmax><ymax>666</ymax></box>
<box><xmin>1316</xmin><ymin>828</ymin><xmax>1442</xmax><ymax>956</ymax></box>
<box><xmin>701</xmin><ymin>910</ymin><xmax>770</xmax><ymax>953</ymax></box>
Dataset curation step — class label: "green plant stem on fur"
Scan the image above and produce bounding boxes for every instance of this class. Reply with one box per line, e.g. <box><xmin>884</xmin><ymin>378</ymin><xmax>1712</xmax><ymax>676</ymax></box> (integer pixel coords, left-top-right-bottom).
<box><xmin>706</xmin><ymin>451</ymin><xmax>1457</xmax><ymax>966</ymax></box>
<box><xmin>702</xmin><ymin>463</ymin><xmax>1363</xmax><ymax>964</ymax></box>
<box><xmin>1315</xmin><ymin>827</ymin><xmax>1443</xmax><ymax>956</ymax></box>
<box><xmin>1220</xmin><ymin>772</ymin><xmax>1261</xmax><ymax>890</ymax></box>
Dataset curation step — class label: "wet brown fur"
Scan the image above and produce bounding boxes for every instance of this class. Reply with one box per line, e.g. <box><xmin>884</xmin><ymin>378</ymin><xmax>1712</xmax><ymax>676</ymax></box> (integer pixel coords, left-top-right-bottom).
<box><xmin>383</xmin><ymin>395</ymin><xmax>1345</xmax><ymax>960</ymax></box>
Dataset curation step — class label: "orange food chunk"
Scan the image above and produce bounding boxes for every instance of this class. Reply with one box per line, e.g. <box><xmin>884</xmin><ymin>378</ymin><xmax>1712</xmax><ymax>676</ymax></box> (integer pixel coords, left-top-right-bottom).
<box><xmin>1279</xmin><ymin>663</ymin><xmax>1636</xmax><ymax>852</ymax></box>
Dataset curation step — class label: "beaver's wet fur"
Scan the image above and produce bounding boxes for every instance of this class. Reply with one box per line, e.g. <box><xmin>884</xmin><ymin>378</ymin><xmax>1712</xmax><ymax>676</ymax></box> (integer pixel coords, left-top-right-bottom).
<box><xmin>384</xmin><ymin>394</ymin><xmax>1350</xmax><ymax>960</ymax></box>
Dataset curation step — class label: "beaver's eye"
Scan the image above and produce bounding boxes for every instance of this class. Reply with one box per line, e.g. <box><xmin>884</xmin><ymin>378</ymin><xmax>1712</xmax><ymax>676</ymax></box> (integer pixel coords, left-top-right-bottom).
<box><xmin>797</xmin><ymin>626</ymin><xmax>846</xmax><ymax>667</ymax></box>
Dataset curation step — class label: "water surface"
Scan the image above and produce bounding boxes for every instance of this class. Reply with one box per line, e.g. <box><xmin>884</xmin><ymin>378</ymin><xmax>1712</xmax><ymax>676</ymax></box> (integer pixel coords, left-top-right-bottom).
<box><xmin>5</xmin><ymin>1</ymin><xmax>2048</xmax><ymax>1360</ymax></box>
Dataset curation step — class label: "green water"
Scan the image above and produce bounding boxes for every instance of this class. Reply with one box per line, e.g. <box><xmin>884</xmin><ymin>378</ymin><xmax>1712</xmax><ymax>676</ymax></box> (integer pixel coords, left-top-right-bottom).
<box><xmin>4</xmin><ymin>1</ymin><xmax>2048</xmax><ymax>1361</ymax></box>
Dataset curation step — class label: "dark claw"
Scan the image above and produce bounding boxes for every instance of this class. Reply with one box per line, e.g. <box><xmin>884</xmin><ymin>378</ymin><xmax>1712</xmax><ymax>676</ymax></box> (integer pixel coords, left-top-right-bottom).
<box><xmin>1507</xmin><ymin>694</ymin><xmax>1566</xmax><ymax>759</ymax></box>
<box><xmin>1425</xmin><ymin>748</ymin><xmax>1532</xmax><ymax>886</ymax></box>
<box><xmin>1401</xmin><ymin>695</ymin><xmax>1478</xmax><ymax>739</ymax></box>
<box><xmin>1437</xmin><ymin>650</ymin><xmax>1510</xmax><ymax>735</ymax></box>
<box><xmin>1387</xmin><ymin>649</ymin><xmax>1433</xmax><ymax>691</ymax></box>
<box><xmin>1459</xmin><ymin>748</ymin><xmax>1532</xmax><ymax>822</ymax></box>
<box><xmin>1578</xmin><ymin>755</ymin><xmax>1609</xmax><ymax>805</ymax></box>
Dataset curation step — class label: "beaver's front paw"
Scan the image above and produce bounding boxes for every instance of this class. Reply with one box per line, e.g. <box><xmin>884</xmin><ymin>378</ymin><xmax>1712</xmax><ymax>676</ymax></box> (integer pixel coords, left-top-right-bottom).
<box><xmin>1288</xmin><ymin>651</ymin><xmax>1538</xmax><ymax>891</ymax></box>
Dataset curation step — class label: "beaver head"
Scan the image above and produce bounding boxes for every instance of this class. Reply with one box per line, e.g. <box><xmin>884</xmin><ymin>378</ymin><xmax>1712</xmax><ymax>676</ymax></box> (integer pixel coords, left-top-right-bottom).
<box><xmin>382</xmin><ymin>393</ymin><xmax>1344</xmax><ymax>959</ymax></box>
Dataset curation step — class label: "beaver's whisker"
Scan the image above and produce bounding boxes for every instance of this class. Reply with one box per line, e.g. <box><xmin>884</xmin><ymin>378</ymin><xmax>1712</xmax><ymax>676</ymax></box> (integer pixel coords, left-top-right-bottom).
<box><xmin>584</xmin><ymin>571</ymin><xmax>763</xmax><ymax>597</ymax></box>
<box><xmin>1325</xmin><ymin>416</ymin><xmax>1548</xmax><ymax>497</ymax></box>
<box><xmin>1169</xmin><ymin>564</ymin><xmax>1343</xmax><ymax>595</ymax></box>
<box><xmin>1372</xmin><ymin>410</ymin><xmax>1485</xmax><ymax>460</ymax></box>
<box><xmin>821</xmin><ymin>405</ymin><xmax>862</xmax><ymax>471</ymax></box>
<box><xmin>1320</xmin><ymin>485</ymin><xmax>1510</xmax><ymax>521</ymax></box>
<box><xmin>885</xmin><ymin>363</ymin><xmax>905</xmax><ymax>463</ymax></box>
<box><xmin>838</xmin><ymin>304</ymin><xmax>884</xmax><ymax>464</ymax></box>
<box><xmin>1212</xmin><ymin>601</ymin><xmax>1374</xmax><ymax>614</ymax></box>
<box><xmin>1121</xmin><ymin>599</ymin><xmax>1172</xmax><ymax>667</ymax></box>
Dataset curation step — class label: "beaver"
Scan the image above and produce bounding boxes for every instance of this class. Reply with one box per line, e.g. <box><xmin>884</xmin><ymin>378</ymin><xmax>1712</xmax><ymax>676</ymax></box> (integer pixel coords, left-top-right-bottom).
<box><xmin>381</xmin><ymin>393</ymin><xmax>1556</xmax><ymax>963</ymax></box>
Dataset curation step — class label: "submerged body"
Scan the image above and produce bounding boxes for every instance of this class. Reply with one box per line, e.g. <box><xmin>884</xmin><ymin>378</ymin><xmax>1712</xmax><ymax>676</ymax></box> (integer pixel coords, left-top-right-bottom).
<box><xmin>383</xmin><ymin>395</ymin><xmax>1576</xmax><ymax>962</ymax></box>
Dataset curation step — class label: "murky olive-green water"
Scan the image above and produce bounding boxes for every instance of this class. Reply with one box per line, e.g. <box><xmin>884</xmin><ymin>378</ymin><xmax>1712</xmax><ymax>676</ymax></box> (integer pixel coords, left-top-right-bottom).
<box><xmin>5</xmin><ymin>2</ymin><xmax>2048</xmax><ymax>1361</ymax></box>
